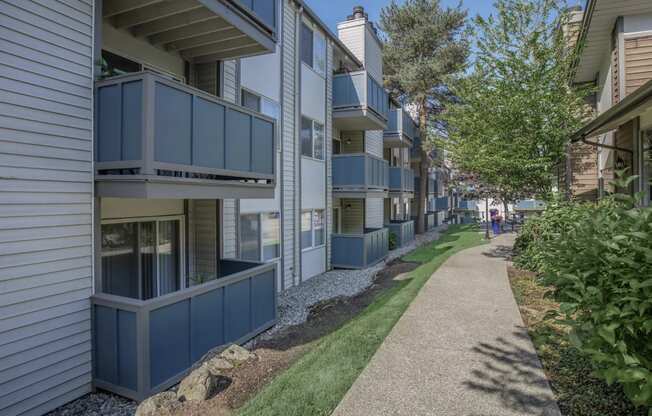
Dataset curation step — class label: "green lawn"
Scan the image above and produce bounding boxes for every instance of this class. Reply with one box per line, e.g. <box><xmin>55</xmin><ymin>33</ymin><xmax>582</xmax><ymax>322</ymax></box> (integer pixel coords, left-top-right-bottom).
<box><xmin>239</xmin><ymin>225</ymin><xmax>486</xmax><ymax>416</ymax></box>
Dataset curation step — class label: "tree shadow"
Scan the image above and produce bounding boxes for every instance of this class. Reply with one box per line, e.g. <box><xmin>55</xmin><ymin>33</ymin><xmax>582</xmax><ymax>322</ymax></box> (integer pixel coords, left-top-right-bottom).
<box><xmin>462</xmin><ymin>326</ymin><xmax>561</xmax><ymax>416</ymax></box>
<box><xmin>482</xmin><ymin>244</ymin><xmax>514</xmax><ymax>260</ymax></box>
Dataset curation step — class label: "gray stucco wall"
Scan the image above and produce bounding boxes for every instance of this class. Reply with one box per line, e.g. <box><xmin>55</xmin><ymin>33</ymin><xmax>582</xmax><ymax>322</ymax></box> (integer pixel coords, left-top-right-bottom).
<box><xmin>0</xmin><ymin>0</ymin><xmax>94</xmax><ymax>415</ymax></box>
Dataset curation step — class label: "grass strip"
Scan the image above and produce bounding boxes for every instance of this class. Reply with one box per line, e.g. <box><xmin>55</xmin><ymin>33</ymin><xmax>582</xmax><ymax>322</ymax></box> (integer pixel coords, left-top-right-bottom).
<box><xmin>239</xmin><ymin>225</ymin><xmax>485</xmax><ymax>416</ymax></box>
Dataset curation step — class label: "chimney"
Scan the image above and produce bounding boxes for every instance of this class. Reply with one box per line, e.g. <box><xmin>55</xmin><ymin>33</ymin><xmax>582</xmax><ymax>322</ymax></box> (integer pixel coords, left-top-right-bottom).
<box><xmin>347</xmin><ymin>6</ymin><xmax>368</xmax><ymax>21</ymax></box>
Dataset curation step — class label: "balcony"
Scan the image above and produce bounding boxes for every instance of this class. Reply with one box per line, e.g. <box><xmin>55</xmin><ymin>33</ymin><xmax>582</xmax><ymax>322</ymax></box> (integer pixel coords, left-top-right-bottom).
<box><xmin>386</xmin><ymin>220</ymin><xmax>415</xmax><ymax>248</ymax></box>
<box><xmin>103</xmin><ymin>0</ymin><xmax>277</xmax><ymax>62</ymax></box>
<box><xmin>92</xmin><ymin>260</ymin><xmax>276</xmax><ymax>401</ymax></box>
<box><xmin>332</xmin><ymin>228</ymin><xmax>389</xmax><ymax>269</ymax></box>
<box><xmin>436</xmin><ymin>196</ymin><xmax>449</xmax><ymax>211</ymax></box>
<box><xmin>456</xmin><ymin>200</ymin><xmax>477</xmax><ymax>211</ymax></box>
<box><xmin>414</xmin><ymin>176</ymin><xmax>436</xmax><ymax>196</ymax></box>
<box><xmin>389</xmin><ymin>167</ymin><xmax>415</xmax><ymax>195</ymax></box>
<box><xmin>412</xmin><ymin>212</ymin><xmax>437</xmax><ymax>233</ymax></box>
<box><xmin>333</xmin><ymin>71</ymin><xmax>389</xmax><ymax>130</ymax></box>
<box><xmin>384</xmin><ymin>109</ymin><xmax>417</xmax><ymax>148</ymax></box>
<box><xmin>95</xmin><ymin>72</ymin><xmax>276</xmax><ymax>199</ymax></box>
<box><xmin>332</xmin><ymin>154</ymin><xmax>389</xmax><ymax>198</ymax></box>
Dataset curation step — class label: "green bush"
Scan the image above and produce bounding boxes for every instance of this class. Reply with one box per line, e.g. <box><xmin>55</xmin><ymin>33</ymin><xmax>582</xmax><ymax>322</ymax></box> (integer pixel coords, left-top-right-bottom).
<box><xmin>388</xmin><ymin>232</ymin><xmax>398</xmax><ymax>251</ymax></box>
<box><xmin>515</xmin><ymin>176</ymin><xmax>652</xmax><ymax>411</ymax></box>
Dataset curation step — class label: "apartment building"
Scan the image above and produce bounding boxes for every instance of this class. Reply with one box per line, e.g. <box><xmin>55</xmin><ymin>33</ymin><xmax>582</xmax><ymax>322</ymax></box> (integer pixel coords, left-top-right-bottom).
<box><xmin>0</xmin><ymin>1</ymin><xmax>447</xmax><ymax>415</ymax></box>
<box><xmin>570</xmin><ymin>0</ymin><xmax>652</xmax><ymax>205</ymax></box>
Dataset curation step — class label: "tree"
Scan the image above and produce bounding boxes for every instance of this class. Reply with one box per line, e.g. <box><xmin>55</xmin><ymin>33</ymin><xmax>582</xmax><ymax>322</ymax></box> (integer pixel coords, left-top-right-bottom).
<box><xmin>444</xmin><ymin>0</ymin><xmax>591</xmax><ymax>210</ymax></box>
<box><xmin>380</xmin><ymin>0</ymin><xmax>470</xmax><ymax>234</ymax></box>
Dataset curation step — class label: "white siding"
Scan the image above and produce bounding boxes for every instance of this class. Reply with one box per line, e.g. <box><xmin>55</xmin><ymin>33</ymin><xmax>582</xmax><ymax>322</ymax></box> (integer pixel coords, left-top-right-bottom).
<box><xmin>325</xmin><ymin>41</ymin><xmax>333</xmax><ymax>270</ymax></box>
<box><xmin>281</xmin><ymin>0</ymin><xmax>298</xmax><ymax>289</ymax></box>
<box><xmin>364</xmin><ymin>26</ymin><xmax>383</xmax><ymax>83</ymax></box>
<box><xmin>301</xmin><ymin>246</ymin><xmax>325</xmax><ymax>281</ymax></box>
<box><xmin>301</xmin><ymin>158</ymin><xmax>326</xmax><ymax>210</ymax></box>
<box><xmin>365</xmin><ymin>197</ymin><xmax>384</xmax><ymax>229</ymax></box>
<box><xmin>0</xmin><ymin>1</ymin><xmax>94</xmax><ymax>415</ymax></box>
<box><xmin>365</xmin><ymin>130</ymin><xmax>384</xmax><ymax>158</ymax></box>
<box><xmin>222</xmin><ymin>60</ymin><xmax>238</xmax><ymax>259</ymax></box>
<box><xmin>300</xmin><ymin>64</ymin><xmax>325</xmax><ymax>123</ymax></box>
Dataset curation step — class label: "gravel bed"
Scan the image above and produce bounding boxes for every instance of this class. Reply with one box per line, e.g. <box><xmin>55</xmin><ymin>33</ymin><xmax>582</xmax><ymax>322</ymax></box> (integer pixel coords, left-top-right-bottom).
<box><xmin>263</xmin><ymin>224</ymin><xmax>448</xmax><ymax>336</ymax></box>
<box><xmin>46</xmin><ymin>392</ymin><xmax>136</xmax><ymax>416</ymax></box>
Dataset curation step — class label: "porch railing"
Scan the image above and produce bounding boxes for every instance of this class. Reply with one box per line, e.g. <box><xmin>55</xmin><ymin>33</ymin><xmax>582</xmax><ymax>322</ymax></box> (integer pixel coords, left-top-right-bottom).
<box><xmin>92</xmin><ymin>260</ymin><xmax>276</xmax><ymax>401</ymax></box>
<box><xmin>387</xmin><ymin>220</ymin><xmax>415</xmax><ymax>248</ymax></box>
<box><xmin>95</xmin><ymin>71</ymin><xmax>275</xmax><ymax>185</ymax></box>
<box><xmin>389</xmin><ymin>167</ymin><xmax>415</xmax><ymax>193</ymax></box>
<box><xmin>332</xmin><ymin>154</ymin><xmax>389</xmax><ymax>192</ymax></box>
<box><xmin>333</xmin><ymin>71</ymin><xmax>389</xmax><ymax>122</ymax></box>
<box><xmin>331</xmin><ymin>228</ymin><xmax>389</xmax><ymax>269</ymax></box>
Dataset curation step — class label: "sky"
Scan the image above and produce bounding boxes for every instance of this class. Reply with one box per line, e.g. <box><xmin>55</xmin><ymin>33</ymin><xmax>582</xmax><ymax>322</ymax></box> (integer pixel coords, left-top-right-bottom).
<box><xmin>305</xmin><ymin>0</ymin><xmax>583</xmax><ymax>35</ymax></box>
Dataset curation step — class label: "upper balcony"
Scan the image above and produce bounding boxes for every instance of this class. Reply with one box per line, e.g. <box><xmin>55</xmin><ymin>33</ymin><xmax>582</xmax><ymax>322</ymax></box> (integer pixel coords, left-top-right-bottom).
<box><xmin>384</xmin><ymin>109</ymin><xmax>417</xmax><ymax>148</ymax></box>
<box><xmin>95</xmin><ymin>71</ymin><xmax>276</xmax><ymax>199</ymax></box>
<box><xmin>414</xmin><ymin>175</ymin><xmax>436</xmax><ymax>196</ymax></box>
<box><xmin>332</xmin><ymin>154</ymin><xmax>389</xmax><ymax>198</ymax></box>
<box><xmin>333</xmin><ymin>71</ymin><xmax>389</xmax><ymax>131</ymax></box>
<box><xmin>103</xmin><ymin>0</ymin><xmax>277</xmax><ymax>62</ymax></box>
<box><xmin>389</xmin><ymin>167</ymin><xmax>415</xmax><ymax>196</ymax></box>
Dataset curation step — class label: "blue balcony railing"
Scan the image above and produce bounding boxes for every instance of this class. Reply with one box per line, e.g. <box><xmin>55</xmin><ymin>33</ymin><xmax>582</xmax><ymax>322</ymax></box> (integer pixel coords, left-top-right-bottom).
<box><xmin>386</xmin><ymin>220</ymin><xmax>415</xmax><ymax>248</ymax></box>
<box><xmin>333</xmin><ymin>71</ymin><xmax>389</xmax><ymax>124</ymax></box>
<box><xmin>95</xmin><ymin>71</ymin><xmax>275</xmax><ymax>197</ymax></box>
<box><xmin>332</xmin><ymin>228</ymin><xmax>389</xmax><ymax>269</ymax></box>
<box><xmin>232</xmin><ymin>0</ymin><xmax>277</xmax><ymax>33</ymax></box>
<box><xmin>385</xmin><ymin>108</ymin><xmax>417</xmax><ymax>144</ymax></box>
<box><xmin>389</xmin><ymin>167</ymin><xmax>415</xmax><ymax>193</ymax></box>
<box><xmin>92</xmin><ymin>260</ymin><xmax>276</xmax><ymax>401</ymax></box>
<box><xmin>332</xmin><ymin>154</ymin><xmax>389</xmax><ymax>193</ymax></box>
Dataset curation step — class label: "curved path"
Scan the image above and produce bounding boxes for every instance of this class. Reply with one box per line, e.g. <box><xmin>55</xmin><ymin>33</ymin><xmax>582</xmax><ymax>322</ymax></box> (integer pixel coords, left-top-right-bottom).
<box><xmin>332</xmin><ymin>234</ymin><xmax>561</xmax><ymax>416</ymax></box>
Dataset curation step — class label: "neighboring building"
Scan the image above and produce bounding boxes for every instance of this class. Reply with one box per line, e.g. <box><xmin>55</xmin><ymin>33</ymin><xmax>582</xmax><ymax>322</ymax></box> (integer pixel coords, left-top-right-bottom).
<box><xmin>514</xmin><ymin>199</ymin><xmax>547</xmax><ymax>220</ymax></box>
<box><xmin>0</xmin><ymin>2</ymin><xmax>445</xmax><ymax>415</ymax></box>
<box><xmin>411</xmin><ymin>136</ymin><xmax>449</xmax><ymax>231</ymax></box>
<box><xmin>570</xmin><ymin>1</ymin><xmax>652</xmax><ymax>205</ymax></box>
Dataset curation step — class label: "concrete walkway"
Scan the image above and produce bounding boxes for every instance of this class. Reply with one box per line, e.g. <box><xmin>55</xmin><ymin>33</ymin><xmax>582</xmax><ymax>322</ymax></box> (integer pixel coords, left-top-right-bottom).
<box><xmin>332</xmin><ymin>234</ymin><xmax>561</xmax><ymax>416</ymax></box>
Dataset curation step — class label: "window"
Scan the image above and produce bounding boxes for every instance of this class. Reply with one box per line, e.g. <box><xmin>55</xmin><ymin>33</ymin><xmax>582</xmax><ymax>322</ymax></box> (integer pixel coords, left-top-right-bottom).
<box><xmin>239</xmin><ymin>212</ymin><xmax>281</xmax><ymax>262</ymax></box>
<box><xmin>301</xmin><ymin>209</ymin><xmax>325</xmax><ymax>250</ymax></box>
<box><xmin>101</xmin><ymin>217</ymin><xmax>183</xmax><ymax>300</ymax></box>
<box><xmin>301</xmin><ymin>211</ymin><xmax>312</xmax><ymax>249</ymax></box>
<box><xmin>301</xmin><ymin>22</ymin><xmax>326</xmax><ymax>77</ymax></box>
<box><xmin>100</xmin><ymin>50</ymin><xmax>183</xmax><ymax>82</ymax></box>
<box><xmin>239</xmin><ymin>214</ymin><xmax>260</xmax><ymax>261</ymax></box>
<box><xmin>262</xmin><ymin>212</ymin><xmax>280</xmax><ymax>261</ymax></box>
<box><xmin>241</xmin><ymin>89</ymin><xmax>261</xmax><ymax>112</ymax></box>
<box><xmin>301</xmin><ymin>23</ymin><xmax>314</xmax><ymax>67</ymax></box>
<box><xmin>301</xmin><ymin>117</ymin><xmax>324</xmax><ymax>160</ymax></box>
<box><xmin>313</xmin><ymin>31</ymin><xmax>326</xmax><ymax>76</ymax></box>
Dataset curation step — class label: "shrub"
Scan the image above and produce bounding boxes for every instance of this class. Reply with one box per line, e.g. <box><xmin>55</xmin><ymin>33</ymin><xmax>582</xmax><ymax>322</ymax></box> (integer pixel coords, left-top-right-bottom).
<box><xmin>388</xmin><ymin>232</ymin><xmax>398</xmax><ymax>251</ymax></box>
<box><xmin>515</xmin><ymin>176</ymin><xmax>652</xmax><ymax>411</ymax></box>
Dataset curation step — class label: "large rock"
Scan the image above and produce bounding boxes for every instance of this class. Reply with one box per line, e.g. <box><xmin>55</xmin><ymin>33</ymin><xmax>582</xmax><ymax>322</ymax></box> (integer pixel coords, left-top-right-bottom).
<box><xmin>220</xmin><ymin>344</ymin><xmax>256</xmax><ymax>364</ymax></box>
<box><xmin>177</xmin><ymin>366</ymin><xmax>215</xmax><ymax>402</ymax></box>
<box><xmin>135</xmin><ymin>391</ymin><xmax>177</xmax><ymax>416</ymax></box>
<box><xmin>203</xmin><ymin>356</ymin><xmax>234</xmax><ymax>376</ymax></box>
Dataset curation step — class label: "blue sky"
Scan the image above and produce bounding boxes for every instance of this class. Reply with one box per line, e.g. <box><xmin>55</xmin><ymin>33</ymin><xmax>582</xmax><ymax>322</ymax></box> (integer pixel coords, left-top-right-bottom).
<box><xmin>305</xmin><ymin>0</ymin><xmax>583</xmax><ymax>35</ymax></box>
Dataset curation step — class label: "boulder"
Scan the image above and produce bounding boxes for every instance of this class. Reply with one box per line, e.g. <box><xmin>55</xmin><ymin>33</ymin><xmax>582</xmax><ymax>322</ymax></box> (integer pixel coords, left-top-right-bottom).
<box><xmin>203</xmin><ymin>356</ymin><xmax>234</xmax><ymax>375</ymax></box>
<box><xmin>220</xmin><ymin>344</ymin><xmax>256</xmax><ymax>364</ymax></box>
<box><xmin>177</xmin><ymin>366</ymin><xmax>215</xmax><ymax>402</ymax></box>
<box><xmin>135</xmin><ymin>391</ymin><xmax>177</xmax><ymax>416</ymax></box>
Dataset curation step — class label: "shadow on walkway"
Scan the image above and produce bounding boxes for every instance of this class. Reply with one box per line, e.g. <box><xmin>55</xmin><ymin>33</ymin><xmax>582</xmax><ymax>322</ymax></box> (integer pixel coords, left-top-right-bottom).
<box><xmin>481</xmin><ymin>244</ymin><xmax>514</xmax><ymax>261</ymax></box>
<box><xmin>463</xmin><ymin>326</ymin><xmax>560</xmax><ymax>416</ymax></box>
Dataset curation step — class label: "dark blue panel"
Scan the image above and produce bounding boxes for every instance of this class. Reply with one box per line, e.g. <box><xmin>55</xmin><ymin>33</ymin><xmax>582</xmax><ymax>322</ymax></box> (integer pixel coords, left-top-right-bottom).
<box><xmin>251</xmin><ymin>118</ymin><xmax>274</xmax><ymax>175</ymax></box>
<box><xmin>190</xmin><ymin>288</ymin><xmax>224</xmax><ymax>362</ymax></box>
<box><xmin>117</xmin><ymin>310</ymin><xmax>138</xmax><ymax>390</ymax></box>
<box><xmin>121</xmin><ymin>81</ymin><xmax>143</xmax><ymax>160</ymax></box>
<box><xmin>97</xmin><ymin>85</ymin><xmax>122</xmax><ymax>162</ymax></box>
<box><xmin>333</xmin><ymin>156</ymin><xmax>365</xmax><ymax>187</ymax></box>
<box><xmin>252</xmin><ymin>0</ymin><xmax>276</xmax><ymax>29</ymax></box>
<box><xmin>154</xmin><ymin>83</ymin><xmax>192</xmax><ymax>165</ymax></box>
<box><xmin>251</xmin><ymin>270</ymin><xmax>275</xmax><ymax>329</ymax></box>
<box><xmin>94</xmin><ymin>305</ymin><xmax>117</xmax><ymax>384</ymax></box>
<box><xmin>331</xmin><ymin>236</ymin><xmax>364</xmax><ymax>268</ymax></box>
<box><xmin>193</xmin><ymin>97</ymin><xmax>225</xmax><ymax>169</ymax></box>
<box><xmin>224</xmin><ymin>279</ymin><xmax>251</xmax><ymax>343</ymax></box>
<box><xmin>225</xmin><ymin>109</ymin><xmax>251</xmax><ymax>172</ymax></box>
<box><xmin>150</xmin><ymin>300</ymin><xmax>190</xmax><ymax>387</ymax></box>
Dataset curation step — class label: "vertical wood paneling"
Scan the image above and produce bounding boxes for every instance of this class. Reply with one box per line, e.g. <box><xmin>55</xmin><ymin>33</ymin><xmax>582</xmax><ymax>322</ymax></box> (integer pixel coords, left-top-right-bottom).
<box><xmin>0</xmin><ymin>0</ymin><xmax>93</xmax><ymax>414</ymax></box>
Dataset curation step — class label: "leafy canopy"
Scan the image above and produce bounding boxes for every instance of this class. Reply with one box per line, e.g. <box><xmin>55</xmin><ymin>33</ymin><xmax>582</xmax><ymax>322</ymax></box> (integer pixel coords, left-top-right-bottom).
<box><xmin>445</xmin><ymin>0</ymin><xmax>591</xmax><ymax>201</ymax></box>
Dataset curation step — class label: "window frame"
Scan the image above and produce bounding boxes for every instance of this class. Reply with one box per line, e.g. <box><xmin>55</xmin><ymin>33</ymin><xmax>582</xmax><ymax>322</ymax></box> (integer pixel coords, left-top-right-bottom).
<box><xmin>238</xmin><ymin>211</ymin><xmax>281</xmax><ymax>262</ymax></box>
<box><xmin>300</xmin><ymin>116</ymin><xmax>325</xmax><ymax>161</ymax></box>
<box><xmin>100</xmin><ymin>215</ymin><xmax>186</xmax><ymax>299</ymax></box>
<box><xmin>301</xmin><ymin>209</ymin><xmax>326</xmax><ymax>251</ymax></box>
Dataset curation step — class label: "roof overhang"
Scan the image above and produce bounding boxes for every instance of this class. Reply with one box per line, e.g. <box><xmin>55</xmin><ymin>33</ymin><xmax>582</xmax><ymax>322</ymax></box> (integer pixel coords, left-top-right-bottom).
<box><xmin>572</xmin><ymin>79</ymin><xmax>652</xmax><ymax>141</ymax></box>
<box><xmin>574</xmin><ymin>0</ymin><xmax>652</xmax><ymax>84</ymax></box>
<box><xmin>103</xmin><ymin>0</ymin><xmax>277</xmax><ymax>63</ymax></box>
